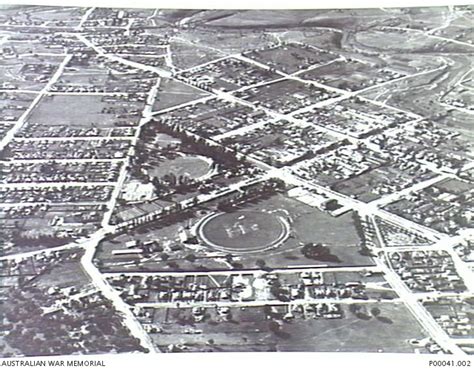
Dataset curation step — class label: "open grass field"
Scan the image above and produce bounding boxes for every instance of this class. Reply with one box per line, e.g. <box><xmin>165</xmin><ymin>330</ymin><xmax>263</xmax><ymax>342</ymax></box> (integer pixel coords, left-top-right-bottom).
<box><xmin>147</xmin><ymin>154</ymin><xmax>212</xmax><ymax>180</ymax></box>
<box><xmin>203</xmin><ymin>9</ymin><xmax>359</xmax><ymax>29</ymax></box>
<box><xmin>353</xmin><ymin>29</ymin><xmax>468</xmax><ymax>54</ymax></box>
<box><xmin>435</xmin><ymin>178</ymin><xmax>472</xmax><ymax>194</ymax></box>
<box><xmin>148</xmin><ymin>302</ymin><xmax>427</xmax><ymax>353</ymax></box>
<box><xmin>176</xmin><ymin>29</ymin><xmax>274</xmax><ymax>56</ymax></box>
<box><xmin>170</xmin><ymin>40</ymin><xmax>223</xmax><ymax>70</ymax></box>
<box><xmin>59</xmin><ymin>70</ymin><xmax>109</xmax><ymax>84</ymax></box>
<box><xmin>17</xmin><ymin>6</ymin><xmax>85</xmax><ymax>25</ymax></box>
<box><xmin>152</xmin><ymin>78</ymin><xmax>210</xmax><ymax>112</ymax></box>
<box><xmin>32</xmin><ymin>253</ymin><xmax>92</xmax><ymax>289</ymax></box>
<box><xmin>28</xmin><ymin>95</ymin><xmax>124</xmax><ymax>127</ymax></box>
<box><xmin>4</xmin><ymin>38</ymin><xmax>69</xmax><ymax>55</ymax></box>
<box><xmin>235</xmin><ymin>194</ymin><xmax>371</xmax><ymax>268</ymax></box>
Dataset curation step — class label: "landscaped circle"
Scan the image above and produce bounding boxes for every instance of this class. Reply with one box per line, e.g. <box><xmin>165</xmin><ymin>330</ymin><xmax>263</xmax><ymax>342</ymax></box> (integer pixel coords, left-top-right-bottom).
<box><xmin>149</xmin><ymin>154</ymin><xmax>213</xmax><ymax>180</ymax></box>
<box><xmin>197</xmin><ymin>210</ymin><xmax>290</xmax><ymax>253</ymax></box>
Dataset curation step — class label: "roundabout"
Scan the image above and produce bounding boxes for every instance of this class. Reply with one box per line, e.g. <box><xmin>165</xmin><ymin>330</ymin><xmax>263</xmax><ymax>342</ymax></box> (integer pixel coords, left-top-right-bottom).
<box><xmin>196</xmin><ymin>210</ymin><xmax>290</xmax><ymax>254</ymax></box>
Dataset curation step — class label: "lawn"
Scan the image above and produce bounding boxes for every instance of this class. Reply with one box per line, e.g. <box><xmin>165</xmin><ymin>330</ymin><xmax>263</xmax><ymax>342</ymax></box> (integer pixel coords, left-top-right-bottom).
<box><xmin>147</xmin><ymin>154</ymin><xmax>212</xmax><ymax>180</ymax></box>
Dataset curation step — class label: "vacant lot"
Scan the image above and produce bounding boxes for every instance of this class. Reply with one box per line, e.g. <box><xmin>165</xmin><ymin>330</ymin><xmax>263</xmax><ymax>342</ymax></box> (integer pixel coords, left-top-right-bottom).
<box><xmin>28</xmin><ymin>95</ymin><xmax>125</xmax><ymax>127</ymax></box>
<box><xmin>152</xmin><ymin>78</ymin><xmax>210</xmax><ymax>112</ymax></box>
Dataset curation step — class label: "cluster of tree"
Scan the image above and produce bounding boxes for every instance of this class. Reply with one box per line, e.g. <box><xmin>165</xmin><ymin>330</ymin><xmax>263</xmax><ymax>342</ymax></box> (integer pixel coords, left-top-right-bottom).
<box><xmin>301</xmin><ymin>243</ymin><xmax>341</xmax><ymax>263</ymax></box>
<box><xmin>12</xmin><ymin>234</ymin><xmax>75</xmax><ymax>248</ymax></box>
<box><xmin>217</xmin><ymin>179</ymin><xmax>285</xmax><ymax>212</ymax></box>
<box><xmin>149</xmin><ymin>119</ymin><xmax>244</xmax><ymax>168</ymax></box>
<box><xmin>268</xmin><ymin>321</ymin><xmax>291</xmax><ymax>340</ymax></box>
<box><xmin>4</xmin><ymin>287</ymin><xmax>148</xmax><ymax>356</ymax></box>
<box><xmin>255</xmin><ymin>259</ymin><xmax>273</xmax><ymax>272</ymax></box>
<box><xmin>269</xmin><ymin>279</ymin><xmax>290</xmax><ymax>302</ymax></box>
<box><xmin>151</xmin><ymin>172</ymin><xmax>197</xmax><ymax>195</ymax></box>
<box><xmin>117</xmin><ymin>208</ymin><xmax>194</xmax><ymax>237</ymax></box>
<box><xmin>351</xmin><ymin>211</ymin><xmax>373</xmax><ymax>256</ymax></box>
<box><xmin>348</xmin><ymin>304</ymin><xmax>393</xmax><ymax>324</ymax></box>
<box><xmin>322</xmin><ymin>198</ymin><xmax>341</xmax><ymax>211</ymax></box>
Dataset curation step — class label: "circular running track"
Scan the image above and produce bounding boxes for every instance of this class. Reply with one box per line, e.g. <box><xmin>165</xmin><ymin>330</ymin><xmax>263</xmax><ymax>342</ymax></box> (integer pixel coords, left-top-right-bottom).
<box><xmin>196</xmin><ymin>210</ymin><xmax>290</xmax><ymax>254</ymax></box>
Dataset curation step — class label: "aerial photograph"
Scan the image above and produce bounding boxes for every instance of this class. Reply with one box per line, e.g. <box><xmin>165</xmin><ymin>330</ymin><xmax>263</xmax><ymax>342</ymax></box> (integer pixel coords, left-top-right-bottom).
<box><xmin>0</xmin><ymin>4</ymin><xmax>473</xmax><ymax>358</ymax></box>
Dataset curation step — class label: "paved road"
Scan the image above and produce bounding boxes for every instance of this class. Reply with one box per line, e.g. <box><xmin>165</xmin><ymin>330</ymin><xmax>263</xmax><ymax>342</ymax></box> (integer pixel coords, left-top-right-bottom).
<box><xmin>103</xmin><ymin>264</ymin><xmax>381</xmax><ymax>278</ymax></box>
<box><xmin>81</xmin><ymin>234</ymin><xmax>158</xmax><ymax>353</ymax></box>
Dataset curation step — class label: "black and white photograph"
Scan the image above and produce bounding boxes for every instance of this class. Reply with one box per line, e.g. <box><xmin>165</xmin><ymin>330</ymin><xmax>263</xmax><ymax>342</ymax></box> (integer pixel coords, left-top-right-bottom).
<box><xmin>0</xmin><ymin>2</ymin><xmax>472</xmax><ymax>366</ymax></box>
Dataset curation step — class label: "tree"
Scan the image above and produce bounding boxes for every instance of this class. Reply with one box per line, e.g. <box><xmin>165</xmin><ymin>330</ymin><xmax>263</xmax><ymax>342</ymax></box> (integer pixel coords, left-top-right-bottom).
<box><xmin>323</xmin><ymin>199</ymin><xmax>340</xmax><ymax>211</ymax></box>
<box><xmin>167</xmin><ymin>261</ymin><xmax>180</xmax><ymax>269</ymax></box>
<box><xmin>370</xmin><ymin>307</ymin><xmax>381</xmax><ymax>317</ymax></box>
<box><xmin>301</xmin><ymin>243</ymin><xmax>340</xmax><ymax>263</ymax></box>
<box><xmin>359</xmin><ymin>246</ymin><xmax>372</xmax><ymax>257</ymax></box>
<box><xmin>268</xmin><ymin>320</ymin><xmax>291</xmax><ymax>339</ymax></box>
<box><xmin>269</xmin><ymin>321</ymin><xmax>280</xmax><ymax>333</ymax></box>
<box><xmin>256</xmin><ymin>259</ymin><xmax>266</xmax><ymax>269</ymax></box>
<box><xmin>230</xmin><ymin>262</ymin><xmax>243</xmax><ymax>269</ymax></box>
